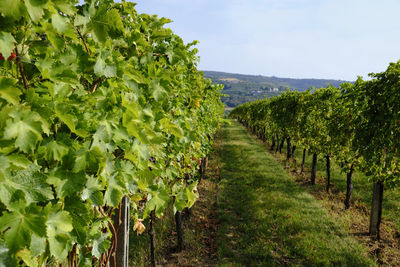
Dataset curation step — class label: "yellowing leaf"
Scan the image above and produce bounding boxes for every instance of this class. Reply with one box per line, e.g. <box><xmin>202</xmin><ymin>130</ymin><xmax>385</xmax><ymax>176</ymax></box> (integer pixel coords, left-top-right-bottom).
<box><xmin>133</xmin><ymin>219</ymin><xmax>146</xmax><ymax>235</ymax></box>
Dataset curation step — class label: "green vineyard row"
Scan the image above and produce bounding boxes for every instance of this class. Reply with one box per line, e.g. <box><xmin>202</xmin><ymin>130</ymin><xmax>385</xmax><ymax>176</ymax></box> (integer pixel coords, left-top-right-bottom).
<box><xmin>230</xmin><ymin>62</ymin><xmax>400</xmax><ymax>239</ymax></box>
<box><xmin>0</xmin><ymin>0</ymin><xmax>224</xmax><ymax>265</ymax></box>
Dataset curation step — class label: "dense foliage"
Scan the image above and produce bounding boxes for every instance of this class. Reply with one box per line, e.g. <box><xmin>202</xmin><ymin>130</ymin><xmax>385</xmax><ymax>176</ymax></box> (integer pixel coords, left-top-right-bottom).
<box><xmin>230</xmin><ymin>61</ymin><xmax>400</xmax><ymax>238</ymax></box>
<box><xmin>0</xmin><ymin>0</ymin><xmax>224</xmax><ymax>265</ymax></box>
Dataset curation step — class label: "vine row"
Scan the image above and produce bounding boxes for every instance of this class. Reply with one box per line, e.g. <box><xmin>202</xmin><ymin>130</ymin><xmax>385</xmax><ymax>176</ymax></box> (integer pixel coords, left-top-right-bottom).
<box><xmin>0</xmin><ymin>0</ymin><xmax>224</xmax><ymax>265</ymax></box>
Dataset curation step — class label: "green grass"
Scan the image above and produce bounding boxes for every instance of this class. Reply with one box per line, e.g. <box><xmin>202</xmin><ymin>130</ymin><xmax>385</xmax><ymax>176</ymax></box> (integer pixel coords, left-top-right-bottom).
<box><xmin>217</xmin><ymin>120</ymin><xmax>375</xmax><ymax>266</ymax></box>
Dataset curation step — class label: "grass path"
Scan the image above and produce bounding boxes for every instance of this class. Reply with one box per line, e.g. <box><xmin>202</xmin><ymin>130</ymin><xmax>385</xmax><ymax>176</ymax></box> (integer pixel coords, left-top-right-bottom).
<box><xmin>217</xmin><ymin>120</ymin><xmax>375</xmax><ymax>266</ymax></box>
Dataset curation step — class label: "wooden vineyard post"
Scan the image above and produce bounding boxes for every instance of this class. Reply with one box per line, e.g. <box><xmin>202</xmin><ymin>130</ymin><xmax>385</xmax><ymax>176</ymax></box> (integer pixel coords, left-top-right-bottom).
<box><xmin>311</xmin><ymin>153</ymin><xmax>317</xmax><ymax>185</ymax></box>
<box><xmin>286</xmin><ymin>137</ymin><xmax>291</xmax><ymax>160</ymax></box>
<box><xmin>110</xmin><ymin>196</ymin><xmax>130</xmax><ymax>267</ymax></box>
<box><xmin>149</xmin><ymin>209</ymin><xmax>156</xmax><ymax>267</ymax></box>
<box><xmin>175</xmin><ymin>211</ymin><xmax>184</xmax><ymax>252</ymax></box>
<box><xmin>200</xmin><ymin>157</ymin><xmax>206</xmax><ymax>181</ymax></box>
<box><xmin>301</xmin><ymin>148</ymin><xmax>306</xmax><ymax>173</ymax></box>
<box><xmin>369</xmin><ymin>181</ymin><xmax>384</xmax><ymax>239</ymax></box>
<box><xmin>344</xmin><ymin>164</ymin><xmax>354</xmax><ymax>209</ymax></box>
<box><xmin>325</xmin><ymin>155</ymin><xmax>331</xmax><ymax>192</ymax></box>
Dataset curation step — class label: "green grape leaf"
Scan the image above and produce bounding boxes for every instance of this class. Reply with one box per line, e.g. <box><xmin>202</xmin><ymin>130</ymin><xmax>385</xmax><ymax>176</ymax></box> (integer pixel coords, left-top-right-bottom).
<box><xmin>0</xmin><ymin>105</ymin><xmax>13</xmax><ymax>130</ymax></box>
<box><xmin>54</xmin><ymin>103</ymin><xmax>88</xmax><ymax>137</ymax></box>
<box><xmin>104</xmin><ymin>173</ymin><xmax>126</xmax><ymax>207</ymax></box>
<box><xmin>94</xmin><ymin>55</ymin><xmax>116</xmax><ymax>78</ymax></box>
<box><xmin>185</xmin><ymin>186</ymin><xmax>198</xmax><ymax>208</ymax></box>
<box><xmin>0</xmin><ymin>154</ymin><xmax>10</xmax><ymax>180</ymax></box>
<box><xmin>45</xmin><ymin>26</ymin><xmax>65</xmax><ymax>50</ymax></box>
<box><xmin>63</xmin><ymin>197</ymin><xmax>92</xmax><ymax>245</ymax></box>
<box><xmin>151</xmin><ymin>81</ymin><xmax>167</xmax><ymax>102</ymax></box>
<box><xmin>81</xmin><ymin>176</ymin><xmax>104</xmax><ymax>206</ymax></box>
<box><xmin>73</xmin><ymin>146</ymin><xmax>106</xmax><ymax>174</ymax></box>
<box><xmin>0</xmin><ymin>32</ymin><xmax>15</xmax><ymax>63</ymax></box>
<box><xmin>0</xmin><ymin>206</ymin><xmax>46</xmax><ymax>253</ymax></box>
<box><xmin>0</xmin><ymin>241</ymin><xmax>16</xmax><ymax>267</ymax></box>
<box><xmin>91</xmin><ymin>123</ymin><xmax>114</xmax><ymax>152</ymax></box>
<box><xmin>24</xmin><ymin>0</ymin><xmax>47</xmax><ymax>22</ymax></box>
<box><xmin>51</xmin><ymin>12</ymin><xmax>75</xmax><ymax>37</ymax></box>
<box><xmin>145</xmin><ymin>188</ymin><xmax>170</xmax><ymax>217</ymax></box>
<box><xmin>122</xmin><ymin>115</ymin><xmax>149</xmax><ymax>144</ymax></box>
<box><xmin>7</xmin><ymin>154</ymin><xmax>31</xmax><ymax>169</ymax></box>
<box><xmin>92</xmin><ymin>234</ymin><xmax>111</xmax><ymax>258</ymax></box>
<box><xmin>43</xmin><ymin>140</ymin><xmax>69</xmax><ymax>162</ymax></box>
<box><xmin>124</xmin><ymin>70</ymin><xmax>146</xmax><ymax>84</ymax></box>
<box><xmin>47</xmin><ymin>170</ymin><xmax>86</xmax><ymax>199</ymax></box>
<box><xmin>3</xmin><ymin>109</ymin><xmax>44</xmax><ymax>153</ymax></box>
<box><xmin>0</xmin><ymin>77</ymin><xmax>20</xmax><ymax>105</ymax></box>
<box><xmin>160</xmin><ymin>118</ymin><xmax>183</xmax><ymax>138</ymax></box>
<box><xmin>51</xmin><ymin>0</ymin><xmax>75</xmax><ymax>16</ymax></box>
<box><xmin>74</xmin><ymin>14</ymin><xmax>90</xmax><ymax>27</ymax></box>
<box><xmin>45</xmin><ymin>205</ymin><xmax>73</xmax><ymax>260</ymax></box>
<box><xmin>0</xmin><ymin>0</ymin><xmax>26</xmax><ymax>20</ymax></box>
<box><xmin>0</xmin><ymin>165</ymin><xmax>53</xmax><ymax>208</ymax></box>
<box><xmin>174</xmin><ymin>191</ymin><xmax>186</xmax><ymax>212</ymax></box>
<box><xmin>77</xmin><ymin>257</ymin><xmax>91</xmax><ymax>267</ymax></box>
<box><xmin>35</xmin><ymin>58</ymin><xmax>53</xmax><ymax>79</ymax></box>
<box><xmin>29</xmin><ymin>234</ymin><xmax>46</xmax><ymax>257</ymax></box>
<box><xmin>92</xmin><ymin>21</ymin><xmax>107</xmax><ymax>43</ymax></box>
<box><xmin>105</xmin><ymin>8</ymin><xmax>124</xmax><ymax>37</ymax></box>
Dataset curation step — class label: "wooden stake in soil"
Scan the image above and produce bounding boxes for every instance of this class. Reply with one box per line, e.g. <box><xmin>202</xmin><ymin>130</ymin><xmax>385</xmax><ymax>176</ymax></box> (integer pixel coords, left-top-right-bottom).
<box><xmin>270</xmin><ymin>135</ymin><xmax>275</xmax><ymax>150</ymax></box>
<box><xmin>263</xmin><ymin>126</ymin><xmax>267</xmax><ymax>142</ymax></box>
<box><xmin>301</xmin><ymin>148</ymin><xmax>306</xmax><ymax>173</ymax></box>
<box><xmin>325</xmin><ymin>155</ymin><xmax>331</xmax><ymax>192</ymax></box>
<box><xmin>200</xmin><ymin>158</ymin><xmax>205</xmax><ymax>181</ymax></box>
<box><xmin>369</xmin><ymin>181</ymin><xmax>384</xmax><ymax>239</ymax></box>
<box><xmin>149</xmin><ymin>209</ymin><xmax>156</xmax><ymax>267</ymax></box>
<box><xmin>311</xmin><ymin>153</ymin><xmax>317</xmax><ymax>185</ymax></box>
<box><xmin>175</xmin><ymin>211</ymin><xmax>184</xmax><ymax>252</ymax></box>
<box><xmin>110</xmin><ymin>196</ymin><xmax>130</xmax><ymax>267</ymax></box>
<box><xmin>279</xmin><ymin>139</ymin><xmax>285</xmax><ymax>154</ymax></box>
<box><xmin>344</xmin><ymin>164</ymin><xmax>354</xmax><ymax>209</ymax></box>
<box><xmin>275</xmin><ymin>136</ymin><xmax>279</xmax><ymax>152</ymax></box>
<box><xmin>291</xmin><ymin>145</ymin><xmax>296</xmax><ymax>158</ymax></box>
<box><xmin>286</xmin><ymin>138</ymin><xmax>291</xmax><ymax>160</ymax></box>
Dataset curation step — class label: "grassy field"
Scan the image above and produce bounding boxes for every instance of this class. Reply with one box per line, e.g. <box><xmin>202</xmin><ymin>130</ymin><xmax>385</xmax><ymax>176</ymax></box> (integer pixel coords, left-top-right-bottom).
<box><xmin>217</xmin><ymin>120</ymin><xmax>375</xmax><ymax>266</ymax></box>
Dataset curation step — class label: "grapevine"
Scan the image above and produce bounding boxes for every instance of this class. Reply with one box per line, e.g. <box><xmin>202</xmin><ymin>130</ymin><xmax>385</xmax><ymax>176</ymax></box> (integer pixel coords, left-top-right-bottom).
<box><xmin>0</xmin><ymin>0</ymin><xmax>224</xmax><ymax>265</ymax></box>
<box><xmin>230</xmin><ymin>62</ymin><xmax>400</xmax><ymax>239</ymax></box>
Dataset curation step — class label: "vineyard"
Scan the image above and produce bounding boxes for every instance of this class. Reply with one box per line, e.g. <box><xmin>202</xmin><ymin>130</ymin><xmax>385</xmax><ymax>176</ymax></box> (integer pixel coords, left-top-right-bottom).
<box><xmin>229</xmin><ymin>63</ymin><xmax>400</xmax><ymax>263</ymax></box>
<box><xmin>0</xmin><ymin>0</ymin><xmax>224</xmax><ymax>265</ymax></box>
<box><xmin>2</xmin><ymin>0</ymin><xmax>400</xmax><ymax>266</ymax></box>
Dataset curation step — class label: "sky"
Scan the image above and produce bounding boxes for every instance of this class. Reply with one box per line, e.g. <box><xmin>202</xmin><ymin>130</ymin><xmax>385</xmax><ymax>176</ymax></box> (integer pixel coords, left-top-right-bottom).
<box><xmin>134</xmin><ymin>0</ymin><xmax>400</xmax><ymax>81</ymax></box>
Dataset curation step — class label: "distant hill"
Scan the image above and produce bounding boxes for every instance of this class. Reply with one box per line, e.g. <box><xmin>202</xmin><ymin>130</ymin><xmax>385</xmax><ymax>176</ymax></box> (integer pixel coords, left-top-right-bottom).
<box><xmin>203</xmin><ymin>70</ymin><xmax>351</xmax><ymax>107</ymax></box>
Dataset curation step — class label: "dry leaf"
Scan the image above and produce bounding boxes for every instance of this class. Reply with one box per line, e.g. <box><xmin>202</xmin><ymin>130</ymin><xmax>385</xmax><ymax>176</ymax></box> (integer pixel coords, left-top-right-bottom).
<box><xmin>133</xmin><ymin>219</ymin><xmax>146</xmax><ymax>235</ymax></box>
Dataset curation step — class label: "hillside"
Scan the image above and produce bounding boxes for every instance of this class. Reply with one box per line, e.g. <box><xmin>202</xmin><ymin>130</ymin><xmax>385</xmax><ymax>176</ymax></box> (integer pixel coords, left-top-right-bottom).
<box><xmin>203</xmin><ymin>71</ymin><xmax>351</xmax><ymax>107</ymax></box>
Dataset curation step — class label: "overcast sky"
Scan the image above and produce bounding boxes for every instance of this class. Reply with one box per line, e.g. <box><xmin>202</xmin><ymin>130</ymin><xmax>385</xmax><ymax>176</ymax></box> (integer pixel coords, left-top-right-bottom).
<box><xmin>134</xmin><ymin>0</ymin><xmax>400</xmax><ymax>81</ymax></box>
